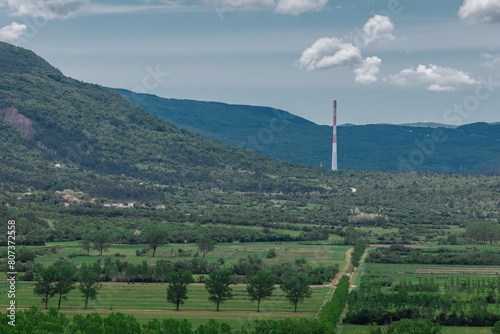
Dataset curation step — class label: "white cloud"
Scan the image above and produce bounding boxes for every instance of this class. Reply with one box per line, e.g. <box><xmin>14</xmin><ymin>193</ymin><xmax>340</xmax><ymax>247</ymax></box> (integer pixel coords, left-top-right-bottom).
<box><xmin>354</xmin><ymin>56</ymin><xmax>381</xmax><ymax>84</ymax></box>
<box><xmin>0</xmin><ymin>0</ymin><xmax>89</xmax><ymax>19</ymax></box>
<box><xmin>459</xmin><ymin>0</ymin><xmax>500</xmax><ymax>23</ymax></box>
<box><xmin>481</xmin><ymin>52</ymin><xmax>500</xmax><ymax>67</ymax></box>
<box><xmin>385</xmin><ymin>64</ymin><xmax>479</xmax><ymax>91</ymax></box>
<box><xmin>275</xmin><ymin>0</ymin><xmax>327</xmax><ymax>15</ymax></box>
<box><xmin>0</xmin><ymin>22</ymin><xmax>27</xmax><ymax>41</ymax></box>
<box><xmin>298</xmin><ymin>37</ymin><xmax>362</xmax><ymax>70</ymax></box>
<box><xmin>362</xmin><ymin>15</ymin><xmax>395</xmax><ymax>45</ymax></box>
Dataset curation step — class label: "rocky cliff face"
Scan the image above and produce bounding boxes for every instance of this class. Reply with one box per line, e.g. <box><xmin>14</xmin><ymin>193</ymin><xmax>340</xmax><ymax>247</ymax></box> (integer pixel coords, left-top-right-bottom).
<box><xmin>0</xmin><ymin>106</ymin><xmax>36</xmax><ymax>139</ymax></box>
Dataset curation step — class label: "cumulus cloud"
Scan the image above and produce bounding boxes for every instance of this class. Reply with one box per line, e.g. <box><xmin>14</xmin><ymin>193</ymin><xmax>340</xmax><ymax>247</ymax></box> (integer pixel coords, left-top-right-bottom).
<box><xmin>354</xmin><ymin>57</ymin><xmax>382</xmax><ymax>84</ymax></box>
<box><xmin>274</xmin><ymin>0</ymin><xmax>327</xmax><ymax>15</ymax></box>
<box><xmin>0</xmin><ymin>22</ymin><xmax>27</xmax><ymax>41</ymax></box>
<box><xmin>298</xmin><ymin>37</ymin><xmax>362</xmax><ymax>70</ymax></box>
<box><xmin>459</xmin><ymin>0</ymin><xmax>500</xmax><ymax>23</ymax></box>
<box><xmin>362</xmin><ymin>15</ymin><xmax>395</xmax><ymax>45</ymax></box>
<box><xmin>0</xmin><ymin>0</ymin><xmax>89</xmax><ymax>19</ymax></box>
<box><xmin>385</xmin><ymin>64</ymin><xmax>479</xmax><ymax>91</ymax></box>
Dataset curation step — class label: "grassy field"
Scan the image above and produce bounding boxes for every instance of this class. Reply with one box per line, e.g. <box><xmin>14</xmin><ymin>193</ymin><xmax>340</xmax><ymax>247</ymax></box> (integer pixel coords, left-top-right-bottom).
<box><xmin>30</xmin><ymin>241</ymin><xmax>350</xmax><ymax>269</ymax></box>
<box><xmin>342</xmin><ymin>324</ymin><xmax>494</xmax><ymax>334</ymax></box>
<box><xmin>1</xmin><ymin>240</ymin><xmax>346</xmax><ymax>328</ymax></box>
<box><xmin>0</xmin><ymin>282</ymin><xmax>330</xmax><ymax>328</ymax></box>
<box><xmin>361</xmin><ymin>262</ymin><xmax>500</xmax><ymax>283</ymax></box>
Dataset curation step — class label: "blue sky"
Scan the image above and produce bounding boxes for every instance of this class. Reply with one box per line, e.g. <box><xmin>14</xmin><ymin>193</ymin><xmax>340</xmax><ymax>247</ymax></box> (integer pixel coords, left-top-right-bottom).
<box><xmin>0</xmin><ymin>0</ymin><xmax>499</xmax><ymax>125</ymax></box>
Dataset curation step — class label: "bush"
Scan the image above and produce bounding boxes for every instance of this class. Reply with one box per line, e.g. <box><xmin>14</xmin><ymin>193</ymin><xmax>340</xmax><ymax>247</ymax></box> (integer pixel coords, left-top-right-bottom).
<box><xmin>493</xmin><ymin>321</ymin><xmax>500</xmax><ymax>334</ymax></box>
<box><xmin>266</xmin><ymin>248</ymin><xmax>277</xmax><ymax>259</ymax></box>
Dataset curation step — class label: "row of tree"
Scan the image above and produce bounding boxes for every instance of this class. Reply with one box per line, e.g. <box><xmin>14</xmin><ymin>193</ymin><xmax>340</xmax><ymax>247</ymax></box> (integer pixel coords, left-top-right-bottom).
<box><xmin>345</xmin><ymin>276</ymin><xmax>500</xmax><ymax>326</ymax></box>
<box><xmin>34</xmin><ymin>263</ymin><xmax>99</xmax><ymax>310</ymax></box>
<box><xmin>319</xmin><ymin>275</ymin><xmax>350</xmax><ymax>331</ymax></box>
<box><xmin>0</xmin><ymin>306</ymin><xmax>335</xmax><ymax>333</ymax></box>
<box><xmin>466</xmin><ymin>221</ymin><xmax>500</xmax><ymax>245</ymax></box>
<box><xmin>34</xmin><ymin>263</ymin><xmax>317</xmax><ymax>313</ymax></box>
<box><xmin>367</xmin><ymin>245</ymin><xmax>500</xmax><ymax>266</ymax></box>
<box><xmin>28</xmin><ymin>254</ymin><xmax>337</xmax><ymax>285</ymax></box>
<box><xmin>351</xmin><ymin>238</ymin><xmax>367</xmax><ymax>267</ymax></box>
<box><xmin>168</xmin><ymin>269</ymin><xmax>314</xmax><ymax>312</ymax></box>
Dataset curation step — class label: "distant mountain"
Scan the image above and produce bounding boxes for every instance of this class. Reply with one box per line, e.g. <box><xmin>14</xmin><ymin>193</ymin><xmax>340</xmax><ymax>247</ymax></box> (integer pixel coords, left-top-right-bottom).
<box><xmin>112</xmin><ymin>89</ymin><xmax>500</xmax><ymax>174</ymax></box>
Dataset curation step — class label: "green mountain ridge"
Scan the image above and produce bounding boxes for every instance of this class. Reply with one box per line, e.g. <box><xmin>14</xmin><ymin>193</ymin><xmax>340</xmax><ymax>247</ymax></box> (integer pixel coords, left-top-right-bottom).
<box><xmin>0</xmin><ymin>42</ymin><xmax>326</xmax><ymax>200</ymax></box>
<box><xmin>111</xmin><ymin>89</ymin><xmax>500</xmax><ymax>174</ymax></box>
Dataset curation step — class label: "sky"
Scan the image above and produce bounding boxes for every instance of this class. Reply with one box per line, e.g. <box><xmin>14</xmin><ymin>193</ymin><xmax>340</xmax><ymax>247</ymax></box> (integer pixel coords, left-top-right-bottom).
<box><xmin>0</xmin><ymin>0</ymin><xmax>499</xmax><ymax>126</ymax></box>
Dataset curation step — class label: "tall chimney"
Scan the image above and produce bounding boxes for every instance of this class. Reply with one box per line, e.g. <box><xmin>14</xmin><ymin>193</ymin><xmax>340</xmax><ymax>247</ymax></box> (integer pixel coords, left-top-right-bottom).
<box><xmin>332</xmin><ymin>100</ymin><xmax>337</xmax><ymax>171</ymax></box>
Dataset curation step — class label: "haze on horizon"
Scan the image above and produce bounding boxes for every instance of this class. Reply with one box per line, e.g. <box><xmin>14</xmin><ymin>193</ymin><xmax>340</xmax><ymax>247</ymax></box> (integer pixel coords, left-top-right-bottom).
<box><xmin>0</xmin><ymin>0</ymin><xmax>499</xmax><ymax>126</ymax></box>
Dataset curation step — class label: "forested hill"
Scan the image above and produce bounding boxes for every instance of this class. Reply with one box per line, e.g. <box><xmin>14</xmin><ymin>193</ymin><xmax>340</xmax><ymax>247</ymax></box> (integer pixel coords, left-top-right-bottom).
<box><xmin>112</xmin><ymin>89</ymin><xmax>500</xmax><ymax>174</ymax></box>
<box><xmin>0</xmin><ymin>41</ymin><xmax>328</xmax><ymax>199</ymax></box>
<box><xmin>0</xmin><ymin>42</ymin><xmax>499</xmax><ymax>244</ymax></box>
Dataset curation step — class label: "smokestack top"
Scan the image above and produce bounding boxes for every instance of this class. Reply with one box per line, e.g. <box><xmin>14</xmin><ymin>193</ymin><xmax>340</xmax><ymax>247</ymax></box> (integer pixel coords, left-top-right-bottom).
<box><xmin>334</xmin><ymin>100</ymin><xmax>337</xmax><ymax>108</ymax></box>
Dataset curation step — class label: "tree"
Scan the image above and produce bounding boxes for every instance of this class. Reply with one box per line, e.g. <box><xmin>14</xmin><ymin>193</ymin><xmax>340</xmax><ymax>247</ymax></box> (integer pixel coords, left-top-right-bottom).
<box><xmin>79</xmin><ymin>233</ymin><xmax>92</xmax><ymax>255</ymax></box>
<box><xmin>139</xmin><ymin>260</ymin><xmax>150</xmax><ymax>284</ymax></box>
<box><xmin>153</xmin><ymin>262</ymin><xmax>163</xmax><ymax>284</ymax></box>
<box><xmin>205</xmin><ymin>269</ymin><xmax>235</xmax><ymax>311</ymax></box>
<box><xmin>247</xmin><ymin>269</ymin><xmax>277</xmax><ymax>312</ymax></box>
<box><xmin>344</xmin><ymin>226</ymin><xmax>360</xmax><ymax>245</ymax></box>
<box><xmin>54</xmin><ymin>264</ymin><xmax>76</xmax><ymax>309</ymax></box>
<box><xmin>197</xmin><ymin>235</ymin><xmax>217</xmax><ymax>258</ymax></box>
<box><xmin>166</xmin><ymin>270</ymin><xmax>194</xmax><ymax>310</ymax></box>
<box><xmin>280</xmin><ymin>273</ymin><xmax>313</xmax><ymax>312</ymax></box>
<box><xmin>92</xmin><ymin>230</ymin><xmax>111</xmax><ymax>256</ymax></box>
<box><xmin>78</xmin><ymin>263</ymin><xmax>101</xmax><ymax>310</ymax></box>
<box><xmin>125</xmin><ymin>264</ymin><xmax>139</xmax><ymax>284</ymax></box>
<box><xmin>146</xmin><ymin>226</ymin><xmax>168</xmax><ymax>257</ymax></box>
<box><xmin>34</xmin><ymin>266</ymin><xmax>58</xmax><ymax>309</ymax></box>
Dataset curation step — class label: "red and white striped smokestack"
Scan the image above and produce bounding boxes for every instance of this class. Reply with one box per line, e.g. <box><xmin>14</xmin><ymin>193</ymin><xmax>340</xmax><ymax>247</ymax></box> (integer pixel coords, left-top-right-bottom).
<box><xmin>332</xmin><ymin>100</ymin><xmax>338</xmax><ymax>171</ymax></box>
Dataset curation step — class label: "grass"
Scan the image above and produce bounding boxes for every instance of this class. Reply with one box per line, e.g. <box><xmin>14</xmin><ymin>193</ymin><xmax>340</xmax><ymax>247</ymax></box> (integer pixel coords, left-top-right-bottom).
<box><xmin>0</xmin><ymin>282</ymin><xmax>330</xmax><ymax>328</ymax></box>
<box><xmin>361</xmin><ymin>262</ymin><xmax>500</xmax><ymax>283</ymax></box>
<box><xmin>35</xmin><ymin>241</ymin><xmax>349</xmax><ymax>268</ymax></box>
<box><xmin>341</xmin><ymin>324</ymin><xmax>494</xmax><ymax>334</ymax></box>
<box><xmin>2</xmin><ymin>240</ymin><xmax>346</xmax><ymax>328</ymax></box>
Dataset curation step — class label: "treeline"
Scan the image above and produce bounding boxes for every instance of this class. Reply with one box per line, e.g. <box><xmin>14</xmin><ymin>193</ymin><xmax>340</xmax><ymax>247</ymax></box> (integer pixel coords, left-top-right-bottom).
<box><xmin>0</xmin><ymin>306</ymin><xmax>331</xmax><ymax>334</ymax></box>
<box><xmin>351</xmin><ymin>239</ymin><xmax>367</xmax><ymax>267</ymax></box>
<box><xmin>3</xmin><ymin>305</ymin><xmax>470</xmax><ymax>333</ymax></box>
<box><xmin>345</xmin><ymin>276</ymin><xmax>500</xmax><ymax>326</ymax></box>
<box><xmin>367</xmin><ymin>245</ymin><xmax>500</xmax><ymax>266</ymax></box>
<box><xmin>29</xmin><ymin>263</ymin><xmax>327</xmax><ymax>315</ymax></box>
<box><xmin>466</xmin><ymin>221</ymin><xmax>500</xmax><ymax>245</ymax></box>
<box><xmin>319</xmin><ymin>275</ymin><xmax>350</xmax><ymax>331</ymax></box>
<box><xmin>18</xmin><ymin>256</ymin><xmax>338</xmax><ymax>286</ymax></box>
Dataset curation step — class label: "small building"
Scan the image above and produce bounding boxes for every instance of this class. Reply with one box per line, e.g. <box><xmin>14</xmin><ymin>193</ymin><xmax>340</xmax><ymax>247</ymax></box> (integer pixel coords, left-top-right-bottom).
<box><xmin>104</xmin><ymin>202</ymin><xmax>124</xmax><ymax>208</ymax></box>
<box><xmin>156</xmin><ymin>205</ymin><xmax>165</xmax><ymax>210</ymax></box>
